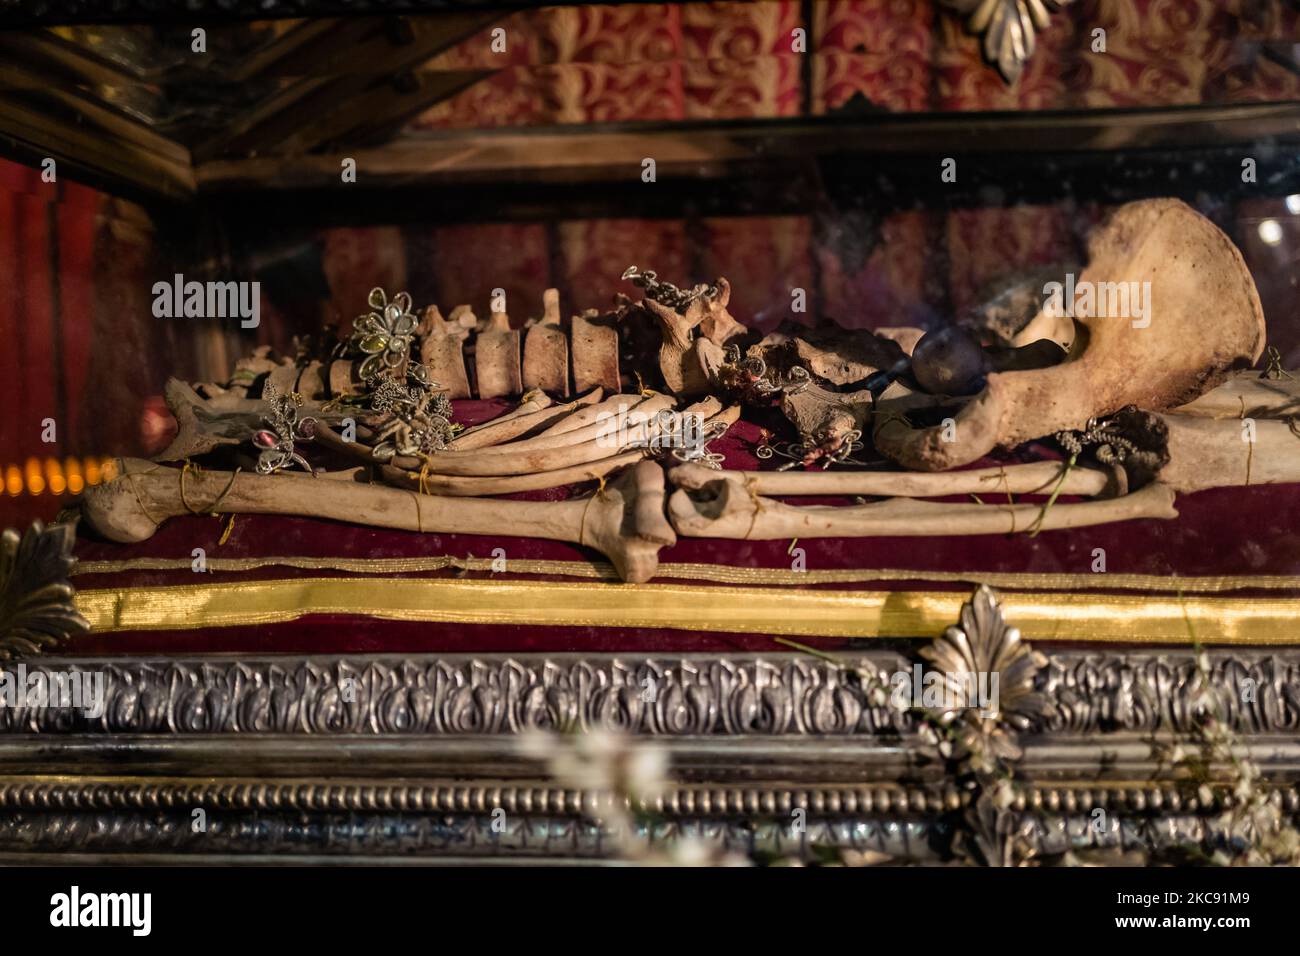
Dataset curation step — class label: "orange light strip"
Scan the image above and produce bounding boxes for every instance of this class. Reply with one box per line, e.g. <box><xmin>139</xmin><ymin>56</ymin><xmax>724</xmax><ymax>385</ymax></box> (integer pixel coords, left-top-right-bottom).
<box><xmin>2</xmin><ymin>456</ymin><xmax>117</xmax><ymax>497</ymax></box>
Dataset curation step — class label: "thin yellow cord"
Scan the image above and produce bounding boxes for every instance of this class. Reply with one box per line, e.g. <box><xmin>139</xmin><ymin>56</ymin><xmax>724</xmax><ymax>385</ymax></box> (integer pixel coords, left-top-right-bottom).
<box><xmin>179</xmin><ymin>461</ymin><xmax>242</xmax><ymax>516</ymax></box>
<box><xmin>577</xmin><ymin>474</ymin><xmax>609</xmax><ymax>547</ymax></box>
<box><xmin>408</xmin><ymin>491</ymin><xmax>424</xmax><ymax>532</ymax></box>
<box><xmin>742</xmin><ymin>475</ymin><xmax>766</xmax><ymax>541</ymax></box>
<box><xmin>1026</xmin><ymin>454</ymin><xmax>1077</xmax><ymax>538</ymax></box>
<box><xmin>218</xmin><ymin>514</ymin><xmax>236</xmax><ymax>546</ymax></box>
<box><xmin>119</xmin><ymin>461</ymin><xmax>164</xmax><ymax>526</ymax></box>
<box><xmin>179</xmin><ymin>460</ymin><xmax>203</xmax><ymax>514</ymax></box>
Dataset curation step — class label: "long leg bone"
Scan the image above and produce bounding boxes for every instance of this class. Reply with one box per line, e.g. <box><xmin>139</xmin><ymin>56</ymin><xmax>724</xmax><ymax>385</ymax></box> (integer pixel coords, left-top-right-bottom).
<box><xmin>669</xmin><ymin>459</ymin><xmax>1110</xmax><ymax>498</ymax></box>
<box><xmin>82</xmin><ymin>458</ymin><xmax>676</xmax><ymax>583</ymax></box>
<box><xmin>1170</xmin><ymin>370</ymin><xmax>1300</xmax><ymax>421</ymax></box>
<box><xmin>666</xmin><ymin>468</ymin><xmax>1177</xmax><ymax>539</ymax></box>
<box><xmin>1160</xmin><ymin>413</ymin><xmax>1300</xmax><ymax>492</ymax></box>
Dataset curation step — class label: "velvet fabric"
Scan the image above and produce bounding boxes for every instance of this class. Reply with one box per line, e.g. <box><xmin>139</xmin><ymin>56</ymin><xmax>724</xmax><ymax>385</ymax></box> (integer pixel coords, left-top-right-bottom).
<box><xmin>66</xmin><ymin>401</ymin><xmax>1300</xmax><ymax>656</ymax></box>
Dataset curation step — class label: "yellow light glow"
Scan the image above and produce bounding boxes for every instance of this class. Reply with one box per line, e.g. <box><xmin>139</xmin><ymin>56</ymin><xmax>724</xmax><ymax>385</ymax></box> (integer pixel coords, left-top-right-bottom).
<box><xmin>23</xmin><ymin>458</ymin><xmax>44</xmax><ymax>496</ymax></box>
<box><xmin>65</xmin><ymin>458</ymin><xmax>84</xmax><ymax>495</ymax></box>
<box><xmin>0</xmin><ymin>455</ymin><xmax>119</xmax><ymax>496</ymax></box>
<box><xmin>43</xmin><ymin>458</ymin><xmax>66</xmax><ymax>496</ymax></box>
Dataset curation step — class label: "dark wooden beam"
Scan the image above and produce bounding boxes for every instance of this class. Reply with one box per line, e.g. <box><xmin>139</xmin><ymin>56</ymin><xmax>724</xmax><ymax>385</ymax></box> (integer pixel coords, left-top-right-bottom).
<box><xmin>194</xmin><ymin>101</ymin><xmax>1300</xmax><ymax>192</ymax></box>
<box><xmin>274</xmin><ymin>69</ymin><xmax>494</xmax><ymax>154</ymax></box>
<box><xmin>0</xmin><ymin>58</ymin><xmax>193</xmax><ymax>200</ymax></box>
<box><xmin>194</xmin><ymin>11</ymin><xmax>501</xmax><ymax>162</ymax></box>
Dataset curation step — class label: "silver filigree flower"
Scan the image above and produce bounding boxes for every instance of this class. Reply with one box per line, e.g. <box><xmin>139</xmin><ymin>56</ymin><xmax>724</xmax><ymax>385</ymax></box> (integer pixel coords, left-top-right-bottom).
<box><xmin>349</xmin><ymin>287</ymin><xmax>418</xmax><ymax>380</ymax></box>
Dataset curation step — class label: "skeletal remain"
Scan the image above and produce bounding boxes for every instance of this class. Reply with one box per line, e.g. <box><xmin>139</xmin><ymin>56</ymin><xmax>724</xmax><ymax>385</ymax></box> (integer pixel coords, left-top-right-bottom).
<box><xmin>384</xmin><ymin>403</ymin><xmax>737</xmax><ymax>495</ymax></box>
<box><xmin>522</xmin><ymin>288</ymin><xmax>569</xmax><ymax>396</ymax></box>
<box><xmin>533</xmin><ymin>392</ymin><xmax>656</xmax><ymax>440</ymax></box>
<box><xmin>1159</xmin><ymin>413</ymin><xmax>1300</xmax><ymax>493</ymax></box>
<box><xmin>370</xmin><ymin>392</ymin><xmax>676</xmax><ymax>474</ymax></box>
<box><xmin>475</xmin><ymin>309</ymin><xmax>523</xmax><ymax>400</ymax></box>
<box><xmin>384</xmin><ymin>450</ymin><xmax>650</xmax><ymax>496</ymax></box>
<box><xmin>417</xmin><ymin>305</ymin><xmax>474</xmax><ymax>399</ymax></box>
<box><xmin>670</xmin><ymin>459</ymin><xmax>1109</xmax><ymax>499</ymax></box>
<box><xmin>966</xmin><ymin>265</ymin><xmax>1078</xmax><ymax>351</ymax></box>
<box><xmin>447</xmin><ymin>389</ymin><xmax>594</xmax><ymax>451</ymax></box>
<box><xmin>646</xmin><ymin>296</ymin><xmax>711</xmax><ymax>396</ymax></box>
<box><xmin>155</xmin><ymin>377</ymin><xmax>341</xmax><ymax>463</ymax></box>
<box><xmin>1170</xmin><ymin>370</ymin><xmax>1300</xmax><ymax>421</ymax></box>
<box><xmin>875</xmin><ymin>199</ymin><xmax>1265</xmax><ymax>471</ymax></box>
<box><xmin>83</xmin><ymin>458</ymin><xmax>675</xmax><ymax>583</ymax></box>
<box><xmin>402</xmin><ymin>394</ymin><xmax>698</xmax><ymax>477</ymax></box>
<box><xmin>327</xmin><ymin>358</ymin><xmax>365</xmax><ymax>398</ymax></box>
<box><xmin>666</xmin><ymin>467</ymin><xmax>1177</xmax><ymax>540</ymax></box>
<box><xmin>778</xmin><ymin>327</ymin><xmax>912</xmax><ymax>387</ymax></box>
<box><xmin>571</xmin><ymin>308</ymin><xmax>621</xmax><ymax>394</ymax></box>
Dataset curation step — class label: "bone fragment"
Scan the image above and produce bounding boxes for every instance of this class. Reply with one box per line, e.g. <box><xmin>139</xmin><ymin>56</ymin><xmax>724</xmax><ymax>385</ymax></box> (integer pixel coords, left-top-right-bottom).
<box><xmin>522</xmin><ymin>288</ymin><xmax>570</xmax><ymax>396</ymax></box>
<box><xmin>666</xmin><ymin>469</ymin><xmax>1177</xmax><ymax>539</ymax></box>
<box><xmin>875</xmin><ymin>199</ymin><xmax>1265</xmax><ymax>471</ymax></box>
<box><xmin>669</xmin><ymin>460</ymin><xmax>1109</xmax><ymax>499</ymax></box>
<box><xmin>1170</xmin><ymin>371</ymin><xmax>1300</xmax><ymax>421</ymax></box>
<box><xmin>447</xmin><ymin>390</ymin><xmax>575</xmax><ymax>451</ymax></box>
<box><xmin>155</xmin><ymin>378</ymin><xmax>341</xmax><ymax>463</ymax></box>
<box><xmin>571</xmin><ymin>308</ymin><xmax>621</xmax><ymax>394</ymax></box>
<box><xmin>418</xmin><ymin>305</ymin><xmax>473</xmax><ymax>399</ymax></box>
<box><xmin>405</xmin><ymin>394</ymin><xmax>686</xmax><ymax>476</ymax></box>
<box><xmin>474</xmin><ymin>309</ymin><xmax>523</xmax><ymax>399</ymax></box>
<box><xmin>1159</xmin><ymin>414</ymin><xmax>1300</xmax><ymax>493</ymax></box>
<box><xmin>83</xmin><ymin>458</ymin><xmax>675</xmax><ymax>583</ymax></box>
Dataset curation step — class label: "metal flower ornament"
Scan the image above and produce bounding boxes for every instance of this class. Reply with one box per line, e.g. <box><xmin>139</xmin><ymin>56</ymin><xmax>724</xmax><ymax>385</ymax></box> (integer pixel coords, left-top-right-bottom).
<box><xmin>920</xmin><ymin>584</ymin><xmax>1049</xmax><ymax>766</ymax></box>
<box><xmin>349</xmin><ymin>287</ymin><xmax>418</xmax><ymax>380</ymax></box>
<box><xmin>941</xmin><ymin>0</ymin><xmax>1075</xmax><ymax>84</ymax></box>
<box><xmin>254</xmin><ymin>383</ymin><xmax>318</xmax><ymax>475</ymax></box>
<box><xmin>0</xmin><ymin>521</ymin><xmax>88</xmax><ymax>661</ymax></box>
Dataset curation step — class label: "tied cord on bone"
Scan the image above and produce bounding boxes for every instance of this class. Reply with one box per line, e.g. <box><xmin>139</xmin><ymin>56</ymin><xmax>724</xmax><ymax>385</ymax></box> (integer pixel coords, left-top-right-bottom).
<box><xmin>578</xmin><ymin>473</ymin><xmax>610</xmax><ymax>550</ymax></box>
<box><xmin>120</xmin><ymin>460</ymin><xmax>163</xmax><ymax>527</ymax></box>
<box><xmin>742</xmin><ymin>474</ymin><xmax>766</xmax><ymax>541</ymax></box>
<box><xmin>179</xmin><ymin>459</ymin><xmax>242</xmax><ymax>516</ymax></box>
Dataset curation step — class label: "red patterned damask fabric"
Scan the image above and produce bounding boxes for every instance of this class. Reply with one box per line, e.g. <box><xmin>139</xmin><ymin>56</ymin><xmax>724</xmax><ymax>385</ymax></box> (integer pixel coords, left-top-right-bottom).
<box><xmin>406</xmin><ymin>1</ymin><xmax>1300</xmax><ymax>129</ymax></box>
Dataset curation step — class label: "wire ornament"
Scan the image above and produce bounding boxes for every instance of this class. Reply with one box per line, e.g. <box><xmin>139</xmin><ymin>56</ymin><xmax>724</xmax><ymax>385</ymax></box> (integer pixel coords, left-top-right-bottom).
<box><xmin>622</xmin><ymin>266</ymin><xmax>719</xmax><ymax>311</ymax></box>
<box><xmin>254</xmin><ymin>383</ymin><xmax>318</xmax><ymax>475</ymax></box>
<box><xmin>756</xmin><ymin>429</ymin><xmax>868</xmax><ymax>471</ymax></box>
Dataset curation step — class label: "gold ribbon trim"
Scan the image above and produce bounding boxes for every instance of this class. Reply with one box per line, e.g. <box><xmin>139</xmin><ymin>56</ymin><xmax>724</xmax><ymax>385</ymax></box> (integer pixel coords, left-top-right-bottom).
<box><xmin>74</xmin><ymin>576</ymin><xmax>1300</xmax><ymax>644</ymax></box>
<box><xmin>72</xmin><ymin>554</ymin><xmax>1300</xmax><ymax>595</ymax></box>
